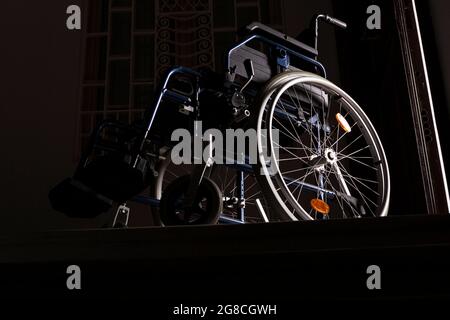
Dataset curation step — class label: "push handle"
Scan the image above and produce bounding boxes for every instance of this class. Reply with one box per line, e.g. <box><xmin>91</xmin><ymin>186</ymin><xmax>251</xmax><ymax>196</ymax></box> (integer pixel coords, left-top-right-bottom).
<box><xmin>323</xmin><ymin>15</ymin><xmax>347</xmax><ymax>29</ymax></box>
<box><xmin>311</xmin><ymin>13</ymin><xmax>348</xmax><ymax>57</ymax></box>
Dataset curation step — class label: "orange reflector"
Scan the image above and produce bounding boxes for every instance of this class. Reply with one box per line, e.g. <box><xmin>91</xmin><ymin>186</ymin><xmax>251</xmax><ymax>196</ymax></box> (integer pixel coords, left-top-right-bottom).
<box><xmin>336</xmin><ymin>113</ymin><xmax>351</xmax><ymax>133</ymax></box>
<box><xmin>311</xmin><ymin>198</ymin><xmax>330</xmax><ymax>215</ymax></box>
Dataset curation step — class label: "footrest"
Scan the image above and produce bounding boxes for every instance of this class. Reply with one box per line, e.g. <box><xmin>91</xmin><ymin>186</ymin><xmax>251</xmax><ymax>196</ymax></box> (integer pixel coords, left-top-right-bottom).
<box><xmin>48</xmin><ymin>178</ymin><xmax>113</xmax><ymax>218</ymax></box>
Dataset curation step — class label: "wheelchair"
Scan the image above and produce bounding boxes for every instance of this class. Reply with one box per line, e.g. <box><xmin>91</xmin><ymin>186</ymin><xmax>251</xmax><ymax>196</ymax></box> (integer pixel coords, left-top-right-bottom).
<box><xmin>49</xmin><ymin>14</ymin><xmax>390</xmax><ymax>227</ymax></box>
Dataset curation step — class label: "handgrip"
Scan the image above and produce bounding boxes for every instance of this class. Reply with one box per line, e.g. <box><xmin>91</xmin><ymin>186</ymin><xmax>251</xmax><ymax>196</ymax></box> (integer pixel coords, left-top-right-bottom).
<box><xmin>324</xmin><ymin>15</ymin><xmax>347</xmax><ymax>29</ymax></box>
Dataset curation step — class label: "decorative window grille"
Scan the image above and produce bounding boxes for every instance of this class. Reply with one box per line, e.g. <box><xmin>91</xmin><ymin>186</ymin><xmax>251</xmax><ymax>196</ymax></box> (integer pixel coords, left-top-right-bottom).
<box><xmin>77</xmin><ymin>0</ymin><xmax>284</xmax><ymax>157</ymax></box>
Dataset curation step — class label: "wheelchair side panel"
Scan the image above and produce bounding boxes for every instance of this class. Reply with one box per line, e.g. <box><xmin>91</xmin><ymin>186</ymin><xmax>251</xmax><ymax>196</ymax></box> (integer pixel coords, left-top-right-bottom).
<box><xmin>230</xmin><ymin>45</ymin><xmax>273</xmax><ymax>83</ymax></box>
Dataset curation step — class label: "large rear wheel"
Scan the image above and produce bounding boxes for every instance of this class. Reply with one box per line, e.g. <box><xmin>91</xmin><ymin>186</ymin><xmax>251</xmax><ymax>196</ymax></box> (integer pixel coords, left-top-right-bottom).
<box><xmin>256</xmin><ymin>71</ymin><xmax>390</xmax><ymax>220</ymax></box>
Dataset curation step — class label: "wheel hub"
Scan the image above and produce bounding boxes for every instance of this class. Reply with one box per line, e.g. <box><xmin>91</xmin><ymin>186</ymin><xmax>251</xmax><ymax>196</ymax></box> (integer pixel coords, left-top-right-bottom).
<box><xmin>310</xmin><ymin>148</ymin><xmax>337</xmax><ymax>171</ymax></box>
<box><xmin>324</xmin><ymin>148</ymin><xmax>337</xmax><ymax>164</ymax></box>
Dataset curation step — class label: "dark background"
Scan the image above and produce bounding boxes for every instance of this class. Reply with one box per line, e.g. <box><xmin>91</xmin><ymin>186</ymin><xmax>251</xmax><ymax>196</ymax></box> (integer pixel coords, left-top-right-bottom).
<box><xmin>0</xmin><ymin>0</ymin><xmax>449</xmax><ymax>233</ymax></box>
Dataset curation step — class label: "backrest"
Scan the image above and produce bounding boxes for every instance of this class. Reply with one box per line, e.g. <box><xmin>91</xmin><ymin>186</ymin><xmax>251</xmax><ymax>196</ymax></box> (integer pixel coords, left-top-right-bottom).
<box><xmin>244</xmin><ymin>22</ymin><xmax>317</xmax><ymax>58</ymax></box>
<box><xmin>227</xmin><ymin>22</ymin><xmax>325</xmax><ymax>87</ymax></box>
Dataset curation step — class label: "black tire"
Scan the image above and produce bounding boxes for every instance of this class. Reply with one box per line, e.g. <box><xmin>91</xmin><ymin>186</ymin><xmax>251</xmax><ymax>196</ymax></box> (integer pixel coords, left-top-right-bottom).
<box><xmin>160</xmin><ymin>175</ymin><xmax>223</xmax><ymax>225</ymax></box>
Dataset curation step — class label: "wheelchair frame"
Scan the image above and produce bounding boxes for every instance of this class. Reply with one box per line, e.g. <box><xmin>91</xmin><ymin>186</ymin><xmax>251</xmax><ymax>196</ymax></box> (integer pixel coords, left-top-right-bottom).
<box><xmin>52</xmin><ymin>16</ymin><xmax>389</xmax><ymax>226</ymax></box>
<box><xmin>123</xmin><ymin>24</ymin><xmax>328</xmax><ymax>225</ymax></box>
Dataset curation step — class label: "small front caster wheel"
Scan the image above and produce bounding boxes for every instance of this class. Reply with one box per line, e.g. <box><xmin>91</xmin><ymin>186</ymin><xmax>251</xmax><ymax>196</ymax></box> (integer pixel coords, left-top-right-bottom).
<box><xmin>160</xmin><ymin>175</ymin><xmax>223</xmax><ymax>226</ymax></box>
